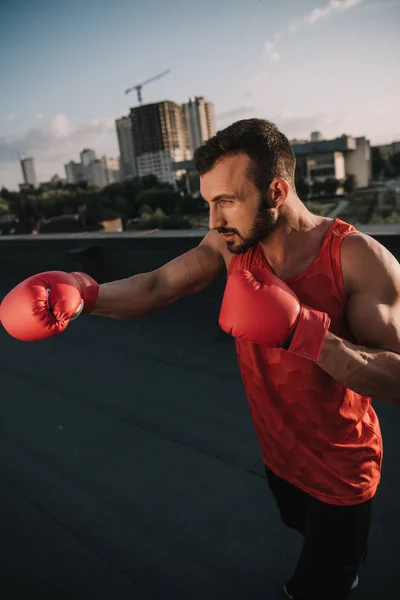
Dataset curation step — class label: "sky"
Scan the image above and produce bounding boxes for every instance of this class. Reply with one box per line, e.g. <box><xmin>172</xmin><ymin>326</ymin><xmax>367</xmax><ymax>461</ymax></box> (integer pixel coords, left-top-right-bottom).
<box><xmin>0</xmin><ymin>0</ymin><xmax>399</xmax><ymax>190</ymax></box>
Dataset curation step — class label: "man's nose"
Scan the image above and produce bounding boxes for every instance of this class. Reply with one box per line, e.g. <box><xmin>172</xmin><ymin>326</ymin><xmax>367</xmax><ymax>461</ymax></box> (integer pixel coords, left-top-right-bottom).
<box><xmin>208</xmin><ymin>204</ymin><xmax>226</xmax><ymax>230</ymax></box>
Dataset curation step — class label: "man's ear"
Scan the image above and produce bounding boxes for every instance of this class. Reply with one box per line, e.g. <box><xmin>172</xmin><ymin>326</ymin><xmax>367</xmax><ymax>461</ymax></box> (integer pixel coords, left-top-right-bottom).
<box><xmin>265</xmin><ymin>178</ymin><xmax>290</xmax><ymax>208</ymax></box>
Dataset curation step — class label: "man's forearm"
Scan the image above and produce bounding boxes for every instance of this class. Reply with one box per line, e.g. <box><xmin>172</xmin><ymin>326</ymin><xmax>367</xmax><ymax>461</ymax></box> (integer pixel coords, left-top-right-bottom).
<box><xmin>316</xmin><ymin>331</ymin><xmax>400</xmax><ymax>405</ymax></box>
<box><xmin>91</xmin><ymin>272</ymin><xmax>166</xmax><ymax>319</ymax></box>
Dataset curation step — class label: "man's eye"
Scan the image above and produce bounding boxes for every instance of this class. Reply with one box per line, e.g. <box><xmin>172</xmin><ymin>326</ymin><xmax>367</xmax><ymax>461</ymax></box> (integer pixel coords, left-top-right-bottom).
<box><xmin>220</xmin><ymin>199</ymin><xmax>233</xmax><ymax>205</ymax></box>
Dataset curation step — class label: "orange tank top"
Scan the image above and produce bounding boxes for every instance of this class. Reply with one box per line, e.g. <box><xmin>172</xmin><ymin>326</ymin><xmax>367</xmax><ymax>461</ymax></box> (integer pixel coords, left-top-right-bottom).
<box><xmin>228</xmin><ymin>218</ymin><xmax>382</xmax><ymax>505</ymax></box>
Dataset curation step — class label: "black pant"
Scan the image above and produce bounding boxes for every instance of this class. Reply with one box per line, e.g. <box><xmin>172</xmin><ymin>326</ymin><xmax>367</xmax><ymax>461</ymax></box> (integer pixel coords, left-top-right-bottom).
<box><xmin>264</xmin><ymin>465</ymin><xmax>375</xmax><ymax>600</ymax></box>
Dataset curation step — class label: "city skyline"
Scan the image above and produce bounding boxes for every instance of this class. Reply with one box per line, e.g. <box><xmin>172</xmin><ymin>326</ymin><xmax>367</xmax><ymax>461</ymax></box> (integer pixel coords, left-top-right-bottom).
<box><xmin>1</xmin><ymin>0</ymin><xmax>400</xmax><ymax>190</ymax></box>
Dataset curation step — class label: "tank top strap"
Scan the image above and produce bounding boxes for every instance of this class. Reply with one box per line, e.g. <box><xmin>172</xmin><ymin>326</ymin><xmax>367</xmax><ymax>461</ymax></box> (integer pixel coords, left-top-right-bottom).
<box><xmin>328</xmin><ymin>218</ymin><xmax>358</xmax><ymax>299</ymax></box>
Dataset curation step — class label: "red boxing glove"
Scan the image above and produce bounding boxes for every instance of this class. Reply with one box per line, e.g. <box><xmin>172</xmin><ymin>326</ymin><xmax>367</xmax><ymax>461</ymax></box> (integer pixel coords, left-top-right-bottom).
<box><xmin>0</xmin><ymin>271</ymin><xmax>99</xmax><ymax>342</ymax></box>
<box><xmin>219</xmin><ymin>268</ymin><xmax>330</xmax><ymax>362</ymax></box>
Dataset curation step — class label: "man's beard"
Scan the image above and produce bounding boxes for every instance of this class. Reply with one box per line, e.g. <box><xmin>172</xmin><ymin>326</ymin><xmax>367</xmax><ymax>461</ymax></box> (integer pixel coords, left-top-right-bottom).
<box><xmin>218</xmin><ymin>195</ymin><xmax>278</xmax><ymax>255</ymax></box>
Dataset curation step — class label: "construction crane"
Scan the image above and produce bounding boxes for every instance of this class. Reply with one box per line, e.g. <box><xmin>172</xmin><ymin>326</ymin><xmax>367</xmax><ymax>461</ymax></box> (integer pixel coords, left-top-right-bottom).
<box><xmin>124</xmin><ymin>69</ymin><xmax>171</xmax><ymax>105</ymax></box>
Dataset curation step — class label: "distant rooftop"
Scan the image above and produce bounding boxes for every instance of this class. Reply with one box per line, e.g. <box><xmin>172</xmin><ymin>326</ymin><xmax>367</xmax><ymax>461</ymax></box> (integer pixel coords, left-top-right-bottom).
<box><xmin>291</xmin><ymin>135</ymin><xmax>358</xmax><ymax>155</ymax></box>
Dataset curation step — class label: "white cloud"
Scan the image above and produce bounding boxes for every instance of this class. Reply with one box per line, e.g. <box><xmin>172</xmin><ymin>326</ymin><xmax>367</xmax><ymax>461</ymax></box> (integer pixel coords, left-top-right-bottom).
<box><xmin>306</xmin><ymin>0</ymin><xmax>363</xmax><ymax>24</ymax></box>
<box><xmin>36</xmin><ymin>112</ymin><xmax>43</xmax><ymax>120</ymax></box>
<box><xmin>6</xmin><ymin>114</ymin><xmax>16</xmax><ymax>123</ymax></box>
<box><xmin>287</xmin><ymin>0</ymin><xmax>363</xmax><ymax>34</ymax></box>
<box><xmin>307</xmin><ymin>5</ymin><xmax>332</xmax><ymax>23</ymax></box>
<box><xmin>50</xmin><ymin>113</ymin><xmax>71</xmax><ymax>138</ymax></box>
<box><xmin>264</xmin><ymin>34</ymin><xmax>281</xmax><ymax>62</ymax></box>
<box><xmin>274</xmin><ymin>1</ymin><xmax>364</xmax><ymax>62</ymax></box>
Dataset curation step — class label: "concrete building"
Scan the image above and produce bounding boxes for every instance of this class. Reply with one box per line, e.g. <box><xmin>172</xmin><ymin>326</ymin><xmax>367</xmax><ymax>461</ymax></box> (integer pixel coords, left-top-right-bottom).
<box><xmin>182</xmin><ymin>96</ymin><xmax>216</xmax><ymax>153</ymax></box>
<box><xmin>90</xmin><ymin>159</ymin><xmax>108</xmax><ymax>188</ymax></box>
<box><xmin>344</xmin><ymin>137</ymin><xmax>371</xmax><ymax>189</ymax></box>
<box><xmin>79</xmin><ymin>149</ymin><xmax>96</xmax><ymax>183</ymax></box>
<box><xmin>116</xmin><ymin>116</ymin><xmax>137</xmax><ymax>180</ymax></box>
<box><xmin>376</xmin><ymin>141</ymin><xmax>400</xmax><ymax>157</ymax></box>
<box><xmin>292</xmin><ymin>134</ymin><xmax>372</xmax><ymax>189</ymax></box>
<box><xmin>20</xmin><ymin>156</ymin><xmax>37</xmax><ymax>188</ymax></box>
<box><xmin>306</xmin><ymin>151</ymin><xmax>346</xmax><ymax>183</ymax></box>
<box><xmin>101</xmin><ymin>156</ymin><xmax>120</xmax><ymax>185</ymax></box>
<box><xmin>65</xmin><ymin>161</ymin><xmax>84</xmax><ymax>184</ymax></box>
<box><xmin>311</xmin><ymin>131</ymin><xmax>323</xmax><ymax>142</ymax></box>
<box><xmin>80</xmin><ymin>149</ymin><xmax>96</xmax><ymax>166</ymax></box>
<box><xmin>130</xmin><ymin>101</ymin><xmax>191</xmax><ymax>186</ymax></box>
<box><xmin>65</xmin><ymin>152</ymin><xmax>118</xmax><ymax>188</ymax></box>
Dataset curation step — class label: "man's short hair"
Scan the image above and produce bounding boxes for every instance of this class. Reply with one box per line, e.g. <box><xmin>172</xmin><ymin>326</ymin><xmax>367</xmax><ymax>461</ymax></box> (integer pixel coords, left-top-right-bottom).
<box><xmin>193</xmin><ymin>118</ymin><xmax>296</xmax><ymax>191</ymax></box>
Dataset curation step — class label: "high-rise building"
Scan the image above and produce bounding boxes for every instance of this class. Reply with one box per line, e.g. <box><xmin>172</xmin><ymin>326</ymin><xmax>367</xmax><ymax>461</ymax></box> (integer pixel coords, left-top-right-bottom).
<box><xmin>91</xmin><ymin>159</ymin><xmax>108</xmax><ymax>188</ymax></box>
<box><xmin>183</xmin><ymin>96</ymin><xmax>216</xmax><ymax>153</ymax></box>
<box><xmin>80</xmin><ymin>148</ymin><xmax>96</xmax><ymax>166</ymax></box>
<box><xmin>101</xmin><ymin>156</ymin><xmax>120</xmax><ymax>184</ymax></box>
<box><xmin>311</xmin><ymin>131</ymin><xmax>323</xmax><ymax>143</ymax></box>
<box><xmin>80</xmin><ymin>148</ymin><xmax>96</xmax><ymax>182</ymax></box>
<box><xmin>116</xmin><ymin>117</ymin><xmax>137</xmax><ymax>180</ymax></box>
<box><xmin>20</xmin><ymin>155</ymin><xmax>37</xmax><ymax>187</ymax></box>
<box><xmin>65</xmin><ymin>161</ymin><xmax>84</xmax><ymax>184</ymax></box>
<box><xmin>130</xmin><ymin>101</ymin><xmax>191</xmax><ymax>185</ymax></box>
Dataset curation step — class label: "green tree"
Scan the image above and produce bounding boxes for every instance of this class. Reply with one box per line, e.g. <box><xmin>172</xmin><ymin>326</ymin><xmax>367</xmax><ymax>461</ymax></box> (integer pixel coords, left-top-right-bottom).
<box><xmin>0</xmin><ymin>187</ymin><xmax>13</xmax><ymax>201</ymax></box>
<box><xmin>138</xmin><ymin>214</ymin><xmax>192</xmax><ymax>230</ymax></box>
<box><xmin>295</xmin><ymin>177</ymin><xmax>310</xmax><ymax>202</ymax></box>
<box><xmin>371</xmin><ymin>147</ymin><xmax>389</xmax><ymax>179</ymax></box>
<box><xmin>389</xmin><ymin>152</ymin><xmax>400</xmax><ymax>176</ymax></box>
<box><xmin>322</xmin><ymin>178</ymin><xmax>340</xmax><ymax>196</ymax></box>
<box><xmin>177</xmin><ymin>194</ymin><xmax>206</xmax><ymax>215</ymax></box>
<box><xmin>114</xmin><ymin>195</ymin><xmax>130</xmax><ymax>214</ymax></box>
<box><xmin>136</xmin><ymin>188</ymin><xmax>180</xmax><ymax>214</ymax></box>
<box><xmin>310</xmin><ymin>180</ymin><xmax>324</xmax><ymax>197</ymax></box>
<box><xmin>343</xmin><ymin>174</ymin><xmax>357</xmax><ymax>195</ymax></box>
<box><xmin>141</xmin><ymin>174</ymin><xmax>160</xmax><ymax>189</ymax></box>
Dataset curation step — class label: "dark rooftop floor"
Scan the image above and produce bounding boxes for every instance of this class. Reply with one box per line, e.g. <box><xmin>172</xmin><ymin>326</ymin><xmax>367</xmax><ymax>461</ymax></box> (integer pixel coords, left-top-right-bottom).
<box><xmin>0</xmin><ymin>292</ymin><xmax>399</xmax><ymax>599</ymax></box>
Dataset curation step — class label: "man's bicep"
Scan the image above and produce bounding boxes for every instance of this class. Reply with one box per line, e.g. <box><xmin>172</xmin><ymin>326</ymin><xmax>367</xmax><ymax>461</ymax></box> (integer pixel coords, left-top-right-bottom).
<box><xmin>342</xmin><ymin>234</ymin><xmax>400</xmax><ymax>352</ymax></box>
<box><xmin>345</xmin><ymin>292</ymin><xmax>400</xmax><ymax>352</ymax></box>
<box><xmin>154</xmin><ymin>236</ymin><xmax>225</xmax><ymax>302</ymax></box>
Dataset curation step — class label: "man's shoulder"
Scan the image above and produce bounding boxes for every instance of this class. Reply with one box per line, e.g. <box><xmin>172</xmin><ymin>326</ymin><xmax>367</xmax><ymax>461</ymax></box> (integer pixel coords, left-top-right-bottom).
<box><xmin>341</xmin><ymin>229</ymin><xmax>390</xmax><ymax>262</ymax></box>
<box><xmin>199</xmin><ymin>230</ymin><xmax>232</xmax><ymax>270</ymax></box>
<box><xmin>341</xmin><ymin>230</ymin><xmax>400</xmax><ymax>295</ymax></box>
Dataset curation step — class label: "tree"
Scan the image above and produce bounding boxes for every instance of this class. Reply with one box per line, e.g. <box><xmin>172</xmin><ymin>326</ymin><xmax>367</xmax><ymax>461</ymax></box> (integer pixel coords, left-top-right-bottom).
<box><xmin>322</xmin><ymin>178</ymin><xmax>340</xmax><ymax>196</ymax></box>
<box><xmin>136</xmin><ymin>188</ymin><xmax>180</xmax><ymax>215</ymax></box>
<box><xmin>141</xmin><ymin>174</ymin><xmax>160</xmax><ymax>189</ymax></box>
<box><xmin>114</xmin><ymin>195</ymin><xmax>130</xmax><ymax>214</ymax></box>
<box><xmin>371</xmin><ymin>147</ymin><xmax>389</xmax><ymax>179</ymax></box>
<box><xmin>0</xmin><ymin>187</ymin><xmax>13</xmax><ymax>200</ymax></box>
<box><xmin>310</xmin><ymin>180</ymin><xmax>324</xmax><ymax>197</ymax></box>
<box><xmin>102</xmin><ymin>182</ymin><xmax>126</xmax><ymax>200</ymax></box>
<box><xmin>389</xmin><ymin>152</ymin><xmax>400</xmax><ymax>176</ymax></box>
<box><xmin>295</xmin><ymin>177</ymin><xmax>310</xmax><ymax>202</ymax></box>
<box><xmin>177</xmin><ymin>194</ymin><xmax>205</xmax><ymax>215</ymax></box>
<box><xmin>343</xmin><ymin>174</ymin><xmax>357</xmax><ymax>195</ymax></box>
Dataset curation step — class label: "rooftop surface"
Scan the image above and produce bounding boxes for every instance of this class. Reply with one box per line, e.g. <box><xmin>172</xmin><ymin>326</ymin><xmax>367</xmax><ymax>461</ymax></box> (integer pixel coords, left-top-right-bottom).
<box><xmin>0</xmin><ymin>292</ymin><xmax>399</xmax><ymax>599</ymax></box>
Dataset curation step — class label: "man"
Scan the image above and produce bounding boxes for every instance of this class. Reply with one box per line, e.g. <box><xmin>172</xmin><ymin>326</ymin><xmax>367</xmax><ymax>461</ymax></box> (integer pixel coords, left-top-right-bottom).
<box><xmin>1</xmin><ymin>119</ymin><xmax>400</xmax><ymax>599</ymax></box>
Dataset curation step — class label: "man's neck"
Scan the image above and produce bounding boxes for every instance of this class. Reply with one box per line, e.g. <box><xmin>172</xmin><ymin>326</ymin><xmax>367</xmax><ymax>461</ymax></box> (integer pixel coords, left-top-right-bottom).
<box><xmin>259</xmin><ymin>200</ymin><xmax>331</xmax><ymax>276</ymax></box>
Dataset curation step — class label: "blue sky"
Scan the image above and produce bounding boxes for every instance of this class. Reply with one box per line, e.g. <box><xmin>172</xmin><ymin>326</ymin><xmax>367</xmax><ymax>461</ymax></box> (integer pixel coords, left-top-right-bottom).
<box><xmin>0</xmin><ymin>0</ymin><xmax>399</xmax><ymax>189</ymax></box>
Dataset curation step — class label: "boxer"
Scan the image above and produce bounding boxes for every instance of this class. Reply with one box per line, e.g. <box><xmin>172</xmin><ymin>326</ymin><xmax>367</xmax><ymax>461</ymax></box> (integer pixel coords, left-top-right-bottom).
<box><xmin>2</xmin><ymin>119</ymin><xmax>400</xmax><ymax>599</ymax></box>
